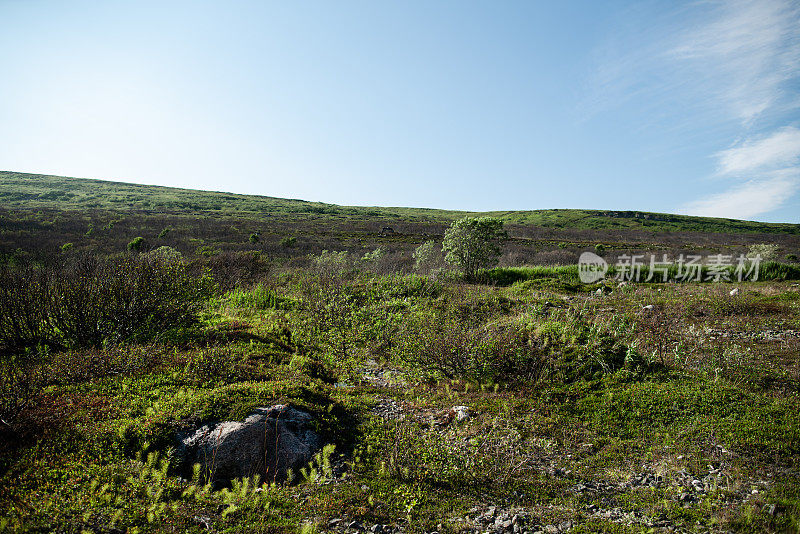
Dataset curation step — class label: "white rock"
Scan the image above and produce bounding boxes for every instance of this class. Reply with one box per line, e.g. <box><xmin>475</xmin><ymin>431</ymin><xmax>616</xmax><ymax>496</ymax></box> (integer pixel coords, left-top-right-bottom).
<box><xmin>642</xmin><ymin>305</ymin><xmax>655</xmax><ymax>311</ymax></box>
<box><xmin>730</xmin><ymin>288</ymin><xmax>740</xmax><ymax>296</ymax></box>
<box><xmin>450</xmin><ymin>405</ymin><xmax>471</xmax><ymax>422</ymax></box>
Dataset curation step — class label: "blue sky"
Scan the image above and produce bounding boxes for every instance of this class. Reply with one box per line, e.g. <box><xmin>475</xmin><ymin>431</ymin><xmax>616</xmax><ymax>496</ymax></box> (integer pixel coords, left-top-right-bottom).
<box><xmin>1</xmin><ymin>0</ymin><xmax>799</xmax><ymax>222</ymax></box>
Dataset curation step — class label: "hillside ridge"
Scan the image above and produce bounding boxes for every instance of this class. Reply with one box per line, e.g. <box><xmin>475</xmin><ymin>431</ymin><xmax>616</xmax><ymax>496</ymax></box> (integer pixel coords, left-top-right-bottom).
<box><xmin>2</xmin><ymin>170</ymin><xmax>799</xmax><ymax>234</ymax></box>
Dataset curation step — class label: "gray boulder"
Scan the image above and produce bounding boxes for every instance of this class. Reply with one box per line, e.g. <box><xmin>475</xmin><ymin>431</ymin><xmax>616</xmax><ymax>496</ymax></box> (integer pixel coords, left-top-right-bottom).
<box><xmin>176</xmin><ymin>404</ymin><xmax>321</xmax><ymax>486</ymax></box>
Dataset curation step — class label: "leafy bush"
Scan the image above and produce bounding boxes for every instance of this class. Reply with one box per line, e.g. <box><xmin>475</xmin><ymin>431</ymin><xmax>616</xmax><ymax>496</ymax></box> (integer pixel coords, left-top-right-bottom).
<box><xmin>412</xmin><ymin>240</ymin><xmax>442</xmax><ymax>274</ymax></box>
<box><xmin>280</xmin><ymin>236</ymin><xmax>297</xmax><ymax>248</ymax></box>
<box><xmin>0</xmin><ymin>348</ymin><xmax>45</xmax><ymax>431</ymax></box>
<box><xmin>145</xmin><ymin>246</ymin><xmax>183</xmax><ymax>265</ymax></box>
<box><xmin>127</xmin><ymin>236</ymin><xmax>145</xmax><ymax>251</ymax></box>
<box><xmin>310</xmin><ymin>250</ymin><xmax>350</xmax><ymax>277</ymax></box>
<box><xmin>0</xmin><ymin>254</ymin><xmax>214</xmax><ymax>351</ymax></box>
<box><xmin>396</xmin><ymin>309</ymin><xmax>544</xmax><ymax>383</ymax></box>
<box><xmin>748</xmin><ymin>243</ymin><xmax>779</xmax><ymax>261</ymax></box>
<box><xmin>442</xmin><ymin>217</ymin><xmax>507</xmax><ymax>279</ymax></box>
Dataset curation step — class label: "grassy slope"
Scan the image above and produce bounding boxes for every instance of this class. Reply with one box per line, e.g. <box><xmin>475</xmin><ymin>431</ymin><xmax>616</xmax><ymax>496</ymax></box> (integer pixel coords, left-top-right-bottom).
<box><xmin>2</xmin><ymin>274</ymin><xmax>799</xmax><ymax>532</ymax></box>
<box><xmin>3</xmin><ymin>170</ymin><xmax>799</xmax><ymax>234</ymax></box>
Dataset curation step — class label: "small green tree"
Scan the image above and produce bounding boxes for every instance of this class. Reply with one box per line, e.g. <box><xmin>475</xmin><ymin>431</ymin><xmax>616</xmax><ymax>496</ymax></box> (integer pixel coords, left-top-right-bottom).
<box><xmin>280</xmin><ymin>236</ymin><xmax>297</xmax><ymax>248</ymax></box>
<box><xmin>127</xmin><ymin>236</ymin><xmax>145</xmax><ymax>252</ymax></box>
<box><xmin>442</xmin><ymin>217</ymin><xmax>507</xmax><ymax>279</ymax></box>
<box><xmin>595</xmin><ymin>243</ymin><xmax>606</xmax><ymax>255</ymax></box>
<box><xmin>61</xmin><ymin>243</ymin><xmax>74</xmax><ymax>253</ymax></box>
<box><xmin>249</xmin><ymin>233</ymin><xmax>260</xmax><ymax>244</ymax></box>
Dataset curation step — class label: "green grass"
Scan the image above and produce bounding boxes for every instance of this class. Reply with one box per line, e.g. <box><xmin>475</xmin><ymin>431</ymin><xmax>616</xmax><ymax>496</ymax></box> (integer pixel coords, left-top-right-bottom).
<box><xmin>3</xmin><ymin>268</ymin><xmax>799</xmax><ymax>532</ymax></box>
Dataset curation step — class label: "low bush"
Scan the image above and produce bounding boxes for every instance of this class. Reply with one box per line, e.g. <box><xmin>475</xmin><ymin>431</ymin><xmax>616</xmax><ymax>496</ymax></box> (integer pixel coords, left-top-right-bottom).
<box><xmin>0</xmin><ymin>254</ymin><xmax>214</xmax><ymax>351</ymax></box>
<box><xmin>396</xmin><ymin>309</ymin><xmax>544</xmax><ymax>383</ymax></box>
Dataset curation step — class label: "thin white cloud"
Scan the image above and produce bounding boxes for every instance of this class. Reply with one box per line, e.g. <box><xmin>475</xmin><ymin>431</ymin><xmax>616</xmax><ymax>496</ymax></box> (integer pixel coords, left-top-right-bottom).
<box><xmin>683</xmin><ymin>172</ymin><xmax>799</xmax><ymax>219</ymax></box>
<box><xmin>670</xmin><ymin>0</ymin><xmax>800</xmax><ymax>124</ymax></box>
<box><xmin>715</xmin><ymin>126</ymin><xmax>800</xmax><ymax>176</ymax></box>
<box><xmin>667</xmin><ymin>0</ymin><xmax>800</xmax><ymax>220</ymax></box>
<box><xmin>583</xmin><ymin>0</ymin><xmax>800</xmax><ymax>125</ymax></box>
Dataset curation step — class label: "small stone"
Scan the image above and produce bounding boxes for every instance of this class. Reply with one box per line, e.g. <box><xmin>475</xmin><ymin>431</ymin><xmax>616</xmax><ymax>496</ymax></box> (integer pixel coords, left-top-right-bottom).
<box><xmin>642</xmin><ymin>304</ymin><xmax>655</xmax><ymax>311</ymax></box>
<box><xmin>371</xmin><ymin>524</ymin><xmax>383</xmax><ymax>534</ymax></box>
<box><xmin>730</xmin><ymin>288</ymin><xmax>740</xmax><ymax>296</ymax></box>
<box><xmin>450</xmin><ymin>405</ymin><xmax>471</xmax><ymax>422</ymax></box>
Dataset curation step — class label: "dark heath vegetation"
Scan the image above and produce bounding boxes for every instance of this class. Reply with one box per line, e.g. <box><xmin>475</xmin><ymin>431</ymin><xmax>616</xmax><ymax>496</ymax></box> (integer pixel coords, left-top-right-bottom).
<box><xmin>1</xmin><ymin>173</ymin><xmax>800</xmax><ymax>533</ymax></box>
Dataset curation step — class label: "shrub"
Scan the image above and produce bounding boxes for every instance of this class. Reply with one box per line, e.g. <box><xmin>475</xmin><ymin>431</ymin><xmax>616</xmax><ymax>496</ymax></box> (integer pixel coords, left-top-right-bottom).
<box><xmin>311</xmin><ymin>250</ymin><xmax>350</xmax><ymax>277</ymax></box>
<box><xmin>595</xmin><ymin>243</ymin><xmax>606</xmax><ymax>255</ymax></box>
<box><xmin>412</xmin><ymin>240</ymin><xmax>442</xmax><ymax>274</ymax></box>
<box><xmin>248</xmin><ymin>233</ymin><xmax>259</xmax><ymax>244</ymax></box>
<box><xmin>748</xmin><ymin>243</ymin><xmax>779</xmax><ymax>261</ymax></box>
<box><xmin>396</xmin><ymin>309</ymin><xmax>544</xmax><ymax>383</ymax></box>
<box><xmin>0</xmin><ymin>254</ymin><xmax>214</xmax><ymax>350</ymax></box>
<box><xmin>195</xmin><ymin>245</ymin><xmax>220</xmax><ymax>256</ymax></box>
<box><xmin>280</xmin><ymin>236</ymin><xmax>297</xmax><ymax>248</ymax></box>
<box><xmin>786</xmin><ymin>253</ymin><xmax>798</xmax><ymax>263</ymax></box>
<box><xmin>61</xmin><ymin>243</ymin><xmax>73</xmax><ymax>253</ymax></box>
<box><xmin>0</xmin><ymin>348</ymin><xmax>45</xmax><ymax>431</ymax></box>
<box><xmin>442</xmin><ymin>217</ymin><xmax>507</xmax><ymax>279</ymax></box>
<box><xmin>145</xmin><ymin>246</ymin><xmax>183</xmax><ymax>265</ymax></box>
<box><xmin>127</xmin><ymin>236</ymin><xmax>145</xmax><ymax>251</ymax></box>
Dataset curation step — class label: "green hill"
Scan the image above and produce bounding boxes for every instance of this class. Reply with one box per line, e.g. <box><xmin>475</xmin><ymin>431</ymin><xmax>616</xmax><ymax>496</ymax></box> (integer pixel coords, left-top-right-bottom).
<box><xmin>2</xmin><ymin>170</ymin><xmax>799</xmax><ymax>234</ymax></box>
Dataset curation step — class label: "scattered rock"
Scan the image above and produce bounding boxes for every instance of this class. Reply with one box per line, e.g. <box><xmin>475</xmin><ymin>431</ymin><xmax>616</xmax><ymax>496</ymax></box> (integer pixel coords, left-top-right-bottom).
<box><xmin>641</xmin><ymin>304</ymin><xmax>655</xmax><ymax>311</ymax></box>
<box><xmin>176</xmin><ymin>404</ymin><xmax>321</xmax><ymax>486</ymax></box>
<box><xmin>448</xmin><ymin>405</ymin><xmax>470</xmax><ymax>423</ymax></box>
<box><xmin>372</xmin><ymin>398</ymin><xmax>404</xmax><ymax>420</ymax></box>
<box><xmin>730</xmin><ymin>288</ymin><xmax>740</xmax><ymax>296</ymax></box>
